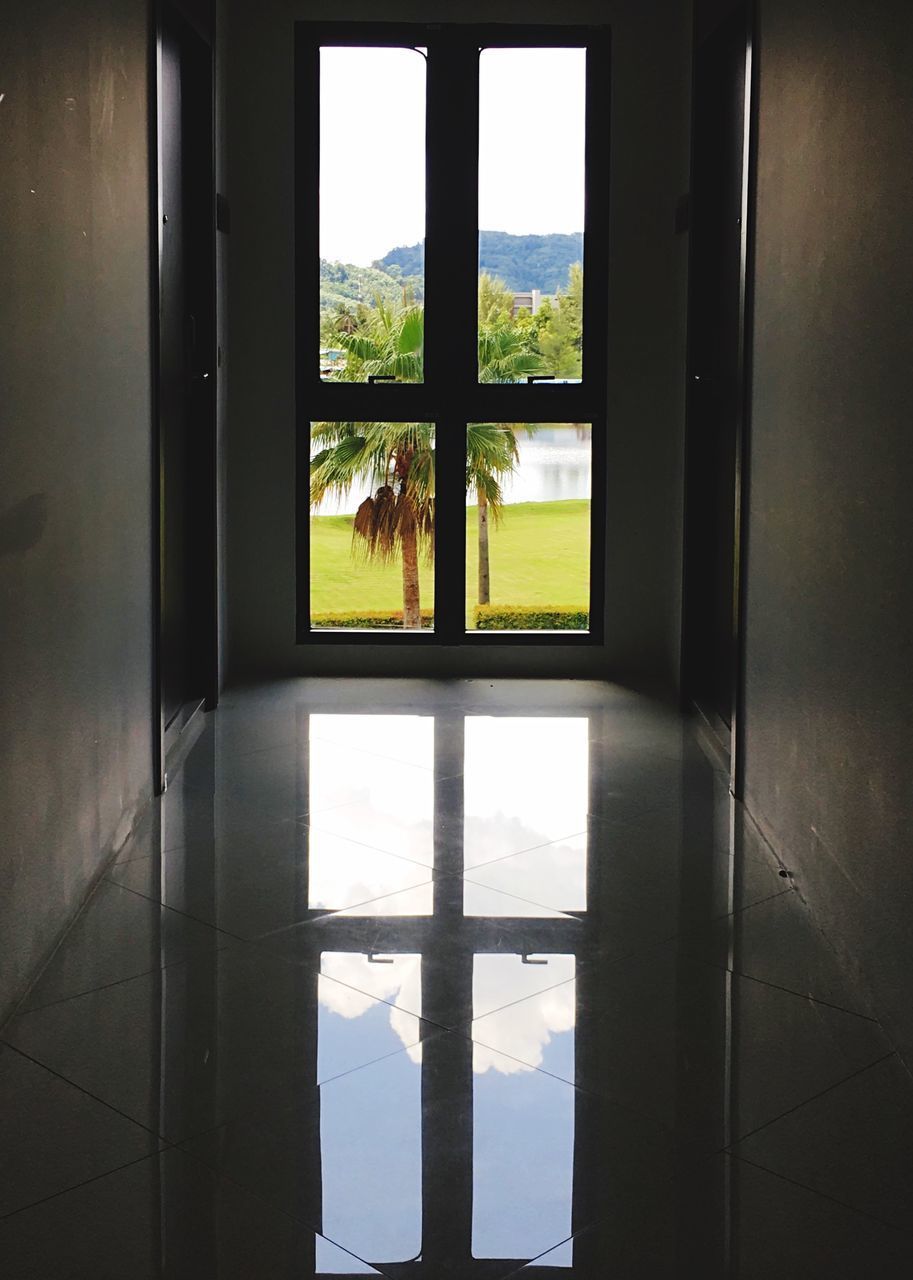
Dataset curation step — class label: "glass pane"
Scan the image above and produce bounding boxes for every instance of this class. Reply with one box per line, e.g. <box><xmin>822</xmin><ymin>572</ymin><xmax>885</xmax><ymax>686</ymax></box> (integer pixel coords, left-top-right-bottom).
<box><xmin>472</xmin><ymin>954</ymin><xmax>575</xmax><ymax>1260</ymax></box>
<box><xmin>319</xmin><ymin>47</ymin><xmax>426</xmax><ymax>382</ymax></box>
<box><xmin>465</xmin><ymin>423</ymin><xmax>590</xmax><ymax>631</ymax></box>
<box><xmin>310</xmin><ymin>422</ymin><xmax>435</xmax><ymax>630</ymax></box>
<box><xmin>478</xmin><ymin>48</ymin><xmax>585</xmax><ymax>383</ymax></box>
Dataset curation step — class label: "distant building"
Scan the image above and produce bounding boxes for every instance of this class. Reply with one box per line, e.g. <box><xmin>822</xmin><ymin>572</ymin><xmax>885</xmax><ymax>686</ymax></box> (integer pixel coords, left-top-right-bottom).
<box><xmin>511</xmin><ymin>289</ymin><xmax>541</xmax><ymax>317</ymax></box>
<box><xmin>319</xmin><ymin>347</ymin><xmax>347</xmax><ymax>377</ymax></box>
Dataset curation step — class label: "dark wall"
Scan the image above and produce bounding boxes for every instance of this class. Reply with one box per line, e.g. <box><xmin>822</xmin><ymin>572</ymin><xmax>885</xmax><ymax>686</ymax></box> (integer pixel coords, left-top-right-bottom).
<box><xmin>0</xmin><ymin>1</ymin><xmax>154</xmax><ymax>1020</ymax></box>
<box><xmin>744</xmin><ymin>0</ymin><xmax>913</xmax><ymax>1061</ymax></box>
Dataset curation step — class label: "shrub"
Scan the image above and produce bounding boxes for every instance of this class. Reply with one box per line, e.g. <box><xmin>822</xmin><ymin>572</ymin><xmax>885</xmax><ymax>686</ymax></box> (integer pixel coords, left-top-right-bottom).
<box><xmin>473</xmin><ymin>605</ymin><xmax>589</xmax><ymax>631</ymax></box>
<box><xmin>311</xmin><ymin>609</ymin><xmax>435</xmax><ymax>630</ymax></box>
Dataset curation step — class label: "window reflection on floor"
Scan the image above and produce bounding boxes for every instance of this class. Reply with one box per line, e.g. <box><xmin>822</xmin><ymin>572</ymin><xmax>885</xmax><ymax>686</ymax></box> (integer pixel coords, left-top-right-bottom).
<box><xmin>318</xmin><ymin>953</ymin><xmax>423</xmax><ymax>1264</ymax></box>
<box><xmin>472</xmin><ymin>955</ymin><xmax>576</xmax><ymax>1261</ymax></box>
<box><xmin>18</xmin><ymin>678</ymin><xmax>885</xmax><ymax>1277</ymax></box>
<box><xmin>307</xmin><ymin>714</ymin><xmax>436</xmax><ymax>868</ymax></box>
<box><xmin>464</xmin><ymin>717</ymin><xmax>588</xmax><ymax>865</ymax></box>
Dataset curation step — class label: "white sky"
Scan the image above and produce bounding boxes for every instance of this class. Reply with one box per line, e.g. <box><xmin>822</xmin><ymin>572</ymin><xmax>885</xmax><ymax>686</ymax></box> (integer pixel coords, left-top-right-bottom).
<box><xmin>319</xmin><ymin>46</ymin><xmax>586</xmax><ymax>266</ymax></box>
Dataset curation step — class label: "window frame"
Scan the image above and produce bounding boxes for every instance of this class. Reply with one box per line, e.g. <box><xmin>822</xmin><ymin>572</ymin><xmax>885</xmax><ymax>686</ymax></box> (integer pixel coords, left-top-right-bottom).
<box><xmin>295</xmin><ymin>22</ymin><xmax>611</xmax><ymax>647</ymax></box>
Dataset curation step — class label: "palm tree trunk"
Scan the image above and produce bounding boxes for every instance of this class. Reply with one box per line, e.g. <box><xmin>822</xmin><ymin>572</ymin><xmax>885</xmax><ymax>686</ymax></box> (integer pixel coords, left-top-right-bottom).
<box><xmin>477</xmin><ymin>486</ymin><xmax>491</xmax><ymax>606</ymax></box>
<box><xmin>401</xmin><ymin>525</ymin><xmax>422</xmax><ymax>629</ymax></box>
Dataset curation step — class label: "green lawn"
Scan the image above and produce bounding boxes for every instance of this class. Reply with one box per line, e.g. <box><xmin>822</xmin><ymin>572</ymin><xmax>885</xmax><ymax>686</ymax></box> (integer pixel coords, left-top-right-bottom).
<box><xmin>310</xmin><ymin>498</ymin><xmax>590</xmax><ymax>624</ymax></box>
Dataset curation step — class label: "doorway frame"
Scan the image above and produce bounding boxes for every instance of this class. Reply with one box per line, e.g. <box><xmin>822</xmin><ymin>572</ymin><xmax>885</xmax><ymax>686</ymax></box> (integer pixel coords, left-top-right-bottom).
<box><xmin>680</xmin><ymin>0</ymin><xmax>758</xmax><ymax>799</ymax></box>
<box><xmin>150</xmin><ymin>0</ymin><xmax>220</xmax><ymax>793</ymax></box>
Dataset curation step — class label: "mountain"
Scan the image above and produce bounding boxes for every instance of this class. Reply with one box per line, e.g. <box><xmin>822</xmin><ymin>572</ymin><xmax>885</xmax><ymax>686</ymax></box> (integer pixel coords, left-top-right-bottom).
<box><xmin>320</xmin><ymin>258</ymin><xmax>423</xmax><ymax>314</ymax></box>
<box><xmin>321</xmin><ymin>231</ymin><xmax>584</xmax><ymax>315</ymax></box>
<box><xmin>375</xmin><ymin>231</ymin><xmax>583</xmax><ymax>294</ymax></box>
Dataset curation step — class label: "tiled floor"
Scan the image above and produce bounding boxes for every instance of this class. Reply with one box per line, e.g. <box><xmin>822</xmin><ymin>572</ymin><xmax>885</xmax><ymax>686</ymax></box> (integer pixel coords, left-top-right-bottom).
<box><xmin>2</xmin><ymin>679</ymin><xmax>912</xmax><ymax>1277</ymax></box>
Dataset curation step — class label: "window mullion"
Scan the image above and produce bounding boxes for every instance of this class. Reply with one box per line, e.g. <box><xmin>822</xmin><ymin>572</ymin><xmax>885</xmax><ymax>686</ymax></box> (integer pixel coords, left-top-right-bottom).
<box><xmin>425</xmin><ymin>37</ymin><xmax>478</xmax><ymax>641</ymax></box>
<box><xmin>424</xmin><ymin>34</ymin><xmax>479</xmax><ymax>397</ymax></box>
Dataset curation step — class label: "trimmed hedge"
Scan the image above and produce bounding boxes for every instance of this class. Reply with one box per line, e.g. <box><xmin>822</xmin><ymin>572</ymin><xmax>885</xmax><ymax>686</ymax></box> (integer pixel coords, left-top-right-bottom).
<box><xmin>311</xmin><ymin>609</ymin><xmax>435</xmax><ymax>630</ymax></box>
<box><xmin>473</xmin><ymin>605</ymin><xmax>589</xmax><ymax>631</ymax></box>
<box><xmin>311</xmin><ymin>606</ymin><xmax>587</xmax><ymax>631</ymax></box>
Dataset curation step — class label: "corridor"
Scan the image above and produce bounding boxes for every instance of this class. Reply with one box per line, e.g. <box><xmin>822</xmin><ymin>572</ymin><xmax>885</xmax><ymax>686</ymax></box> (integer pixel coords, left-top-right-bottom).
<box><xmin>1</xmin><ymin>680</ymin><xmax>911</xmax><ymax>1275</ymax></box>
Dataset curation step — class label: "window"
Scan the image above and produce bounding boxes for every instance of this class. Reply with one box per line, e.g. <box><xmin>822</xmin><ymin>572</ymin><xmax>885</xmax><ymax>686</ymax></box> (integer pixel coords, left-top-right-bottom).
<box><xmin>296</xmin><ymin>24</ymin><xmax>610</xmax><ymax>644</ymax></box>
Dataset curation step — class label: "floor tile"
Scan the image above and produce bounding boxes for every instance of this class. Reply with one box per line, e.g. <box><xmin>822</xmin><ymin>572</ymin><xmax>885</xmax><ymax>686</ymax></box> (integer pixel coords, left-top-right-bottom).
<box><xmin>305</xmin><ymin>799</ymin><xmax>437</xmax><ymax>870</ymax></box>
<box><xmin>274</xmin><ymin>879</ymin><xmax>438</xmax><ymax>925</ymax></box>
<box><xmin>463</xmin><ymin>940</ymin><xmax>891</xmax><ymax>1146</ymax></box>
<box><xmin>181</xmin><ymin>727</ymin><xmax>439</xmax><ymax>825</ymax></box>
<box><xmin>678</xmin><ymin>886</ymin><xmax>874</xmax><ymax>1015</ymax></box>
<box><xmin>503</xmin><ymin>1153</ymin><xmax>913</xmax><ymax>1277</ymax></box>
<box><xmin>182</xmin><ymin>1029</ymin><xmax>683</xmax><ymax>1275</ymax></box>
<box><xmin>733</xmin><ymin>1053</ymin><xmax>913</xmax><ymax>1230</ymax></box>
<box><xmin>276</xmin><ymin>937</ymin><xmax>588</xmax><ymax>1036</ymax></box>
<box><xmin>308</xmin><ymin>711</ymin><xmax>436</xmax><ymax>772</ymax></box>
<box><xmin>262</xmin><ymin>898</ymin><xmax>587</xmax><ymax>1008</ymax></box>
<box><xmin>8</xmin><ymin>680</ymin><xmax>898</xmax><ymax>1276</ymax></box>
<box><xmin>462</xmin><ymin>833</ymin><xmax>588</xmax><ymax>910</ymax></box>
<box><xmin>3</xmin><ymin>943</ymin><xmax>437</xmax><ymax>1144</ymax></box>
<box><xmin>108</xmin><ymin>824</ymin><xmax>433</xmax><ymax>939</ymax></box>
<box><xmin>0</xmin><ymin>1147</ymin><xmax>384</xmax><ymax>1277</ymax></box>
<box><xmin>462</xmin><ymin>716</ymin><xmax>590</xmax><ymax>866</ymax></box>
<box><xmin>467</xmin><ymin>974</ymin><xmax>578</xmax><ymax>1082</ymax></box>
<box><xmin>122</xmin><ymin>770</ymin><xmax>289</xmax><ymax>861</ymax></box>
<box><xmin>182</xmin><ymin>1045</ymin><xmax>426</xmax><ymax>1268</ymax></box>
<box><xmin>22</xmin><ymin>880</ymin><xmax>226</xmax><ymax>1011</ymax></box>
<box><xmin>461</xmin><ymin>881</ymin><xmax>585</xmax><ymax>919</ymax></box>
<box><xmin>308</xmin><ymin>732</ymin><xmax>437</xmax><ymax>814</ymax></box>
<box><xmin>583</xmin><ymin>805</ymin><xmax>789</xmax><ymax>932</ymax></box>
<box><xmin>0</xmin><ymin>1043</ymin><xmax>158</xmax><ymax>1219</ymax></box>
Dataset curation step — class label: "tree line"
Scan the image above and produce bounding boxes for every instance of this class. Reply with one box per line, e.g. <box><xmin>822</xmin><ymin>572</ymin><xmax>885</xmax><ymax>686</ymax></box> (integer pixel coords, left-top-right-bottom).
<box><xmin>312</xmin><ymin>267</ymin><xmax>583</xmax><ymax>629</ymax></box>
<box><xmin>322</xmin><ymin>263</ymin><xmax>583</xmax><ymax>381</ymax></box>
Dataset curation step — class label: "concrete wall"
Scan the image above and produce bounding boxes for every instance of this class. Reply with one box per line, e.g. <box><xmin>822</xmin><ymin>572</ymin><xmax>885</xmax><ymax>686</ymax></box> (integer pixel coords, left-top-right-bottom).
<box><xmin>0</xmin><ymin>0</ymin><xmax>154</xmax><ymax>1020</ymax></box>
<box><xmin>223</xmin><ymin>0</ymin><xmax>692</xmax><ymax>684</ymax></box>
<box><xmin>743</xmin><ymin>0</ymin><xmax>913</xmax><ymax>1062</ymax></box>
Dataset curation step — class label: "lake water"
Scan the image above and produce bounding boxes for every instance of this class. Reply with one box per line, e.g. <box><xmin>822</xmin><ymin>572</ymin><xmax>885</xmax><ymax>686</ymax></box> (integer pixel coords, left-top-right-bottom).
<box><xmin>312</xmin><ymin>425</ymin><xmax>592</xmax><ymax>516</ymax></box>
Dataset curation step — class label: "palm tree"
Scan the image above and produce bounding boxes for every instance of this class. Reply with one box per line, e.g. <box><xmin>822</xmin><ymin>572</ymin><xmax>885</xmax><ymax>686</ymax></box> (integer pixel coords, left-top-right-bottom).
<box><xmin>310</xmin><ymin>420</ymin><xmax>434</xmax><ymax>629</ymax></box>
<box><xmin>475</xmin><ymin>325</ymin><xmax>541</xmax><ymax>607</ymax></box>
<box><xmin>466</xmin><ymin>423</ymin><xmax>519</xmax><ymax>607</ymax></box>
<box><xmin>335</xmin><ymin>297</ymin><xmax>423</xmax><ymax>384</ymax></box>
<box><xmin>311</xmin><ymin>301</ymin><xmax>543</xmax><ymax>627</ymax></box>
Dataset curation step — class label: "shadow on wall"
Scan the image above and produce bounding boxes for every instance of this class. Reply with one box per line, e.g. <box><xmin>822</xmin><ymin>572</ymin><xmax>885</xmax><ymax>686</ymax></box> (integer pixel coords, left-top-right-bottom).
<box><xmin>0</xmin><ymin>494</ymin><xmax>48</xmax><ymax>557</ymax></box>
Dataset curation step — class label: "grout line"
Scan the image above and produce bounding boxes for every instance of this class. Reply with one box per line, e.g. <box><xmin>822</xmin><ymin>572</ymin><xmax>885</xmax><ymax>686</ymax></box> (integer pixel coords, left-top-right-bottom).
<box><xmin>727</xmin><ymin>1051</ymin><xmax>898</xmax><ymax>1148</ymax></box>
<box><xmin>460</xmin><ymin>828</ymin><xmax>589</xmax><ymax>873</ymax></box>
<box><xmin>174</xmin><ymin>1140</ymin><xmax>387</xmax><ymax>1272</ymax></box>
<box><xmin>0</xmin><ymin>1147</ymin><xmax>175</xmax><ymax>1223</ymax></box>
<box><xmin>0</xmin><ymin>831</ymin><xmax>142</xmax><ymax>1036</ymax></box>
<box><xmin>729</xmin><ymin>1148</ymin><xmax>913</xmax><ymax>1239</ymax></box>
<box><xmin>94</xmin><ymin>877</ymin><xmax>252</xmax><ymax>947</ymax></box>
<box><xmin>686</xmin><ymin>954</ymin><xmax>882</xmax><ymax>1024</ymax></box>
<box><xmin>316</xmin><ymin>1038</ymin><xmax>427</xmax><ymax>1091</ymax></box>
<box><xmin>255</xmin><ymin>884</ymin><xmax>438</xmax><ymax>939</ymax></box>
<box><xmin>7</xmin><ymin>936</ymin><xmax>235</xmax><ymax>1019</ymax></box>
<box><xmin>0</xmin><ymin>1040</ymin><xmax>169</xmax><ymax>1144</ymax></box>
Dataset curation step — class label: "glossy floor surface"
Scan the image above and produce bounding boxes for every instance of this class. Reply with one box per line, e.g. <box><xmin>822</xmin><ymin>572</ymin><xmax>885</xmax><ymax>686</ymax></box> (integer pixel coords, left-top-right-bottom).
<box><xmin>2</xmin><ymin>680</ymin><xmax>912</xmax><ymax>1277</ymax></box>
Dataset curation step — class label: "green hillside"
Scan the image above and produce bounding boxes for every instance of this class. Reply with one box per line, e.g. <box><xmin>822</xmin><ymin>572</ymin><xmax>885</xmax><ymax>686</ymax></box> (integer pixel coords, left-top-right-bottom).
<box><xmin>320</xmin><ymin>258</ymin><xmax>423</xmax><ymax>314</ymax></box>
<box><xmin>376</xmin><ymin>231</ymin><xmax>583</xmax><ymax>293</ymax></box>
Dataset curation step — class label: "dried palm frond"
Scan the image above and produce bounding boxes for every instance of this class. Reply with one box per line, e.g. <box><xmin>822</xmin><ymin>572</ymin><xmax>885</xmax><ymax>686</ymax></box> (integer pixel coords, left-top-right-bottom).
<box><xmin>352</xmin><ymin>484</ymin><xmax>401</xmax><ymax>562</ymax></box>
<box><xmin>352</xmin><ymin>495</ymin><xmax>376</xmax><ymax>546</ymax></box>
